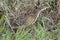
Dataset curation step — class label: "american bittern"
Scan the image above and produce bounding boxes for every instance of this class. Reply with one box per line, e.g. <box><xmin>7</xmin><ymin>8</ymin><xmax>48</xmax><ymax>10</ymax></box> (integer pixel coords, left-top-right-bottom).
<box><xmin>10</xmin><ymin>6</ymin><xmax>49</xmax><ymax>28</ymax></box>
<box><xmin>13</xmin><ymin>7</ymin><xmax>49</xmax><ymax>26</ymax></box>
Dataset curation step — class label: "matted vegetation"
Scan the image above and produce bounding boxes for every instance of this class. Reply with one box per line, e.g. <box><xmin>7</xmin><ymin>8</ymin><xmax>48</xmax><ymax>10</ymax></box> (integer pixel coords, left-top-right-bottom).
<box><xmin>0</xmin><ymin>0</ymin><xmax>60</xmax><ymax>40</ymax></box>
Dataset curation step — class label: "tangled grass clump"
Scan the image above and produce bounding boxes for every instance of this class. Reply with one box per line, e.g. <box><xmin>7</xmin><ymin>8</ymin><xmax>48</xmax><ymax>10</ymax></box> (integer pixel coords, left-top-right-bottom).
<box><xmin>0</xmin><ymin>0</ymin><xmax>60</xmax><ymax>40</ymax></box>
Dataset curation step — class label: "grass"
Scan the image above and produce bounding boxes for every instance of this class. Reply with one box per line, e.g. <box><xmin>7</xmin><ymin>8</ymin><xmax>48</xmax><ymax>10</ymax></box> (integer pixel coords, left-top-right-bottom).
<box><xmin>0</xmin><ymin>18</ymin><xmax>50</xmax><ymax>40</ymax></box>
<box><xmin>0</xmin><ymin>15</ymin><xmax>60</xmax><ymax>40</ymax></box>
<box><xmin>0</xmin><ymin>0</ymin><xmax>60</xmax><ymax>40</ymax></box>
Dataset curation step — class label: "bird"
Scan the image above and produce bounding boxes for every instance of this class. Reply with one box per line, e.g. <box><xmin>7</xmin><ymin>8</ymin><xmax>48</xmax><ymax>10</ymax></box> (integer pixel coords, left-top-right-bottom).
<box><xmin>17</xmin><ymin>7</ymin><xmax>49</xmax><ymax>26</ymax></box>
<box><xmin>9</xmin><ymin>5</ymin><xmax>49</xmax><ymax>34</ymax></box>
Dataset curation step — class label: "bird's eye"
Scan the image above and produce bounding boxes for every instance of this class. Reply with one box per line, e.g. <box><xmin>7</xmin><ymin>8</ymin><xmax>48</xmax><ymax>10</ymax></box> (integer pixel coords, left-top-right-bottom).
<box><xmin>25</xmin><ymin>13</ymin><xmax>27</xmax><ymax>15</ymax></box>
